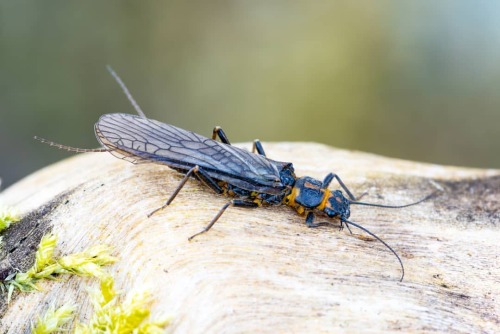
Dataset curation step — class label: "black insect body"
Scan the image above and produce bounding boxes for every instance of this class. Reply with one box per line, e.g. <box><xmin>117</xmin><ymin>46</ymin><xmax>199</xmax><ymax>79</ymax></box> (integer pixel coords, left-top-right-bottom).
<box><xmin>35</xmin><ymin>67</ymin><xmax>435</xmax><ymax>281</ymax></box>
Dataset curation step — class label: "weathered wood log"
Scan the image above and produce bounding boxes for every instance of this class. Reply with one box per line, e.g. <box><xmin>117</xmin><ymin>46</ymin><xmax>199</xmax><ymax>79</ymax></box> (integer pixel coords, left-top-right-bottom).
<box><xmin>0</xmin><ymin>142</ymin><xmax>498</xmax><ymax>333</ymax></box>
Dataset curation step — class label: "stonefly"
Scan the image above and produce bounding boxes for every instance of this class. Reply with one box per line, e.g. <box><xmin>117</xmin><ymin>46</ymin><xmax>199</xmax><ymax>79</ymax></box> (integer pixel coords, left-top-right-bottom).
<box><xmin>35</xmin><ymin>67</ymin><xmax>435</xmax><ymax>281</ymax></box>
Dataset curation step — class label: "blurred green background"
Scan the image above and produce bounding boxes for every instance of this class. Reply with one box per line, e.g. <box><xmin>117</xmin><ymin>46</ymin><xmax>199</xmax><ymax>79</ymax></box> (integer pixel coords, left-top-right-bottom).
<box><xmin>1</xmin><ymin>1</ymin><xmax>500</xmax><ymax>189</ymax></box>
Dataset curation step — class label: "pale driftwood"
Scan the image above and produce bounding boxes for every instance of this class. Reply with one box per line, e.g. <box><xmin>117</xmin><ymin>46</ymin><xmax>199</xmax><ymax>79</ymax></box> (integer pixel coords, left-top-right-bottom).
<box><xmin>0</xmin><ymin>142</ymin><xmax>498</xmax><ymax>333</ymax></box>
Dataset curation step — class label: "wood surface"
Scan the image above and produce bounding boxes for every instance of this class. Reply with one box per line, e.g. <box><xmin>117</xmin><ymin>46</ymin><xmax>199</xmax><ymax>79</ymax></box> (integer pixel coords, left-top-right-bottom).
<box><xmin>0</xmin><ymin>142</ymin><xmax>498</xmax><ymax>333</ymax></box>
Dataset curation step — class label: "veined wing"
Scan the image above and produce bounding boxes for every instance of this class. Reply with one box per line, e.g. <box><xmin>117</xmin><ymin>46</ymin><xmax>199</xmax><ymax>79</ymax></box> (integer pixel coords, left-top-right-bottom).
<box><xmin>95</xmin><ymin>113</ymin><xmax>291</xmax><ymax>194</ymax></box>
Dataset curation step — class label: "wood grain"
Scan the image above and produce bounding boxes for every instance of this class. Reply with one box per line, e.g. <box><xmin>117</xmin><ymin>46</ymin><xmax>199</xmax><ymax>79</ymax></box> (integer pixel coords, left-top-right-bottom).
<box><xmin>0</xmin><ymin>142</ymin><xmax>498</xmax><ymax>333</ymax></box>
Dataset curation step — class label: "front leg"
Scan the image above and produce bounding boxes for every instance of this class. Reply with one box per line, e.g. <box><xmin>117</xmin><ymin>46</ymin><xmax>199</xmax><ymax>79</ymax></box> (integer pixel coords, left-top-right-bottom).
<box><xmin>306</xmin><ymin>212</ymin><xmax>352</xmax><ymax>233</ymax></box>
<box><xmin>321</xmin><ymin>173</ymin><xmax>359</xmax><ymax>200</ymax></box>
<box><xmin>305</xmin><ymin>212</ymin><xmax>329</xmax><ymax>228</ymax></box>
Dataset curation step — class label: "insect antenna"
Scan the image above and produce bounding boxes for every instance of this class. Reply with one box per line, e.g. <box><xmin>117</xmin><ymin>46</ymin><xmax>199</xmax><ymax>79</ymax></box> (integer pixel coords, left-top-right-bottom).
<box><xmin>342</xmin><ymin>218</ymin><xmax>404</xmax><ymax>282</ymax></box>
<box><xmin>106</xmin><ymin>65</ymin><xmax>147</xmax><ymax>119</ymax></box>
<box><xmin>349</xmin><ymin>191</ymin><xmax>436</xmax><ymax>209</ymax></box>
<box><xmin>33</xmin><ymin>136</ymin><xmax>108</xmax><ymax>153</ymax></box>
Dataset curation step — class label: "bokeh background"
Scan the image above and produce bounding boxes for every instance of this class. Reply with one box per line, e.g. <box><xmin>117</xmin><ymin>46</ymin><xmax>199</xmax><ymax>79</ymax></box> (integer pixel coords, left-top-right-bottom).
<box><xmin>1</xmin><ymin>1</ymin><xmax>500</xmax><ymax>189</ymax></box>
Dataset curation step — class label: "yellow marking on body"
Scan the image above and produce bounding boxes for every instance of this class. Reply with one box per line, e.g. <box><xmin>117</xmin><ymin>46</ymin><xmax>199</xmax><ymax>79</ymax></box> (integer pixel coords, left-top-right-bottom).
<box><xmin>284</xmin><ymin>186</ymin><xmax>300</xmax><ymax>208</ymax></box>
<box><xmin>219</xmin><ymin>181</ymin><xmax>230</xmax><ymax>195</ymax></box>
<box><xmin>317</xmin><ymin>189</ymin><xmax>331</xmax><ymax>211</ymax></box>
<box><xmin>285</xmin><ymin>186</ymin><xmax>308</xmax><ymax>215</ymax></box>
<box><xmin>253</xmin><ymin>198</ymin><xmax>263</xmax><ymax>206</ymax></box>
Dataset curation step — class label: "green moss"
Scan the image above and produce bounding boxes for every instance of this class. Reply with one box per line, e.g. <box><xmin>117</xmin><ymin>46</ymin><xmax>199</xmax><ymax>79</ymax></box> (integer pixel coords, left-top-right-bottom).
<box><xmin>6</xmin><ymin>234</ymin><xmax>116</xmax><ymax>302</ymax></box>
<box><xmin>31</xmin><ymin>304</ymin><xmax>76</xmax><ymax>334</ymax></box>
<box><xmin>6</xmin><ymin>232</ymin><xmax>169</xmax><ymax>332</ymax></box>
<box><xmin>0</xmin><ymin>207</ymin><xmax>20</xmax><ymax>232</ymax></box>
<box><xmin>31</xmin><ymin>277</ymin><xmax>170</xmax><ymax>334</ymax></box>
<box><xmin>75</xmin><ymin>275</ymin><xmax>170</xmax><ymax>333</ymax></box>
<box><xmin>0</xmin><ymin>207</ymin><xmax>20</xmax><ymax>248</ymax></box>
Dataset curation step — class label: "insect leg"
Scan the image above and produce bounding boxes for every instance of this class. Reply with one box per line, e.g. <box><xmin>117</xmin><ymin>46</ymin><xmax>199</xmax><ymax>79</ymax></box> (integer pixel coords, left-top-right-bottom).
<box><xmin>305</xmin><ymin>212</ymin><xmax>329</xmax><ymax>228</ymax></box>
<box><xmin>338</xmin><ymin>220</ymin><xmax>353</xmax><ymax>234</ymax></box>
<box><xmin>251</xmin><ymin>140</ymin><xmax>267</xmax><ymax>157</ymax></box>
<box><xmin>148</xmin><ymin>165</ymin><xmax>223</xmax><ymax>217</ymax></box>
<box><xmin>212</xmin><ymin>126</ymin><xmax>231</xmax><ymax>144</ymax></box>
<box><xmin>148</xmin><ymin>166</ymin><xmax>200</xmax><ymax>217</ymax></box>
<box><xmin>321</xmin><ymin>173</ymin><xmax>357</xmax><ymax>200</ymax></box>
<box><xmin>188</xmin><ymin>199</ymin><xmax>259</xmax><ymax>241</ymax></box>
<box><xmin>212</xmin><ymin>126</ymin><xmax>267</xmax><ymax>156</ymax></box>
<box><xmin>193</xmin><ymin>168</ymin><xmax>224</xmax><ymax>195</ymax></box>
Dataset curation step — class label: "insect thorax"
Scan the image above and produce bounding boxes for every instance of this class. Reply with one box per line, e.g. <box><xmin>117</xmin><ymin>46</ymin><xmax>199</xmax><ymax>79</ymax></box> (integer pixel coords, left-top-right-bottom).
<box><xmin>284</xmin><ymin>176</ymin><xmax>330</xmax><ymax>215</ymax></box>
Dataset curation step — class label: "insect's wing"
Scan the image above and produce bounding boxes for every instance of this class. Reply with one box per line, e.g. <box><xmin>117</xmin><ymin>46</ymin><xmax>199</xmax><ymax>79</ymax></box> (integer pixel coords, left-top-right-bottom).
<box><xmin>95</xmin><ymin>113</ymin><xmax>289</xmax><ymax>194</ymax></box>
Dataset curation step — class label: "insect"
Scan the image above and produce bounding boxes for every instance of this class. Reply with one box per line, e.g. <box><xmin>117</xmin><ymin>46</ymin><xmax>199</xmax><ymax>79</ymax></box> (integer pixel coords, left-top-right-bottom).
<box><xmin>36</xmin><ymin>67</ymin><xmax>435</xmax><ymax>281</ymax></box>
